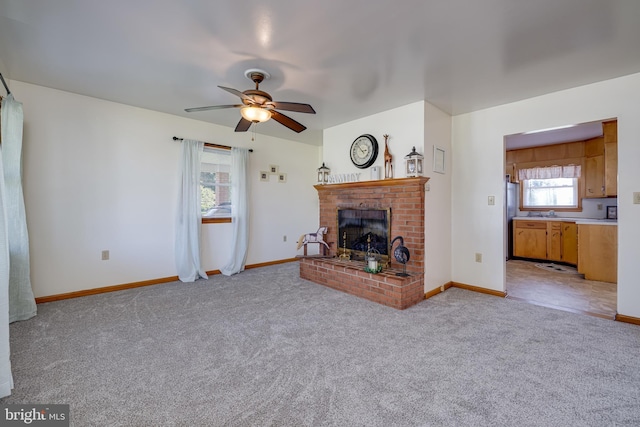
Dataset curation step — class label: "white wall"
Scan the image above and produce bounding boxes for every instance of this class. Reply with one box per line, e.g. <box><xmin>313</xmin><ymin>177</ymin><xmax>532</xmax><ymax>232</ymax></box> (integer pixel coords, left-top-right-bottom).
<box><xmin>323</xmin><ymin>101</ymin><xmax>453</xmax><ymax>292</ymax></box>
<box><xmin>423</xmin><ymin>102</ymin><xmax>452</xmax><ymax>291</ymax></box>
<box><xmin>13</xmin><ymin>81</ymin><xmax>320</xmax><ymax>297</ymax></box>
<box><xmin>452</xmin><ymin>72</ymin><xmax>640</xmax><ymax>318</ymax></box>
<box><xmin>323</xmin><ymin>102</ymin><xmax>425</xmax><ymax>181</ymax></box>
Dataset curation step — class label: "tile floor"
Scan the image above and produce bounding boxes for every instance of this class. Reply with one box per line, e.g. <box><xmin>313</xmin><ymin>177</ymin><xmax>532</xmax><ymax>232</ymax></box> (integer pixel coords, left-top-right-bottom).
<box><xmin>505</xmin><ymin>259</ymin><xmax>617</xmax><ymax>319</ymax></box>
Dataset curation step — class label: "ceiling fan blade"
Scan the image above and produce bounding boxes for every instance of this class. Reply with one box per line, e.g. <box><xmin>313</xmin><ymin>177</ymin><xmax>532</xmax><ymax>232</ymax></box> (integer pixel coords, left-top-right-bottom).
<box><xmin>270</xmin><ymin>102</ymin><xmax>316</xmax><ymax>114</ymax></box>
<box><xmin>218</xmin><ymin>86</ymin><xmax>255</xmax><ymax>103</ymax></box>
<box><xmin>234</xmin><ymin>117</ymin><xmax>252</xmax><ymax>132</ymax></box>
<box><xmin>271</xmin><ymin>110</ymin><xmax>307</xmax><ymax>133</ymax></box>
<box><xmin>185</xmin><ymin>104</ymin><xmax>242</xmax><ymax>113</ymax></box>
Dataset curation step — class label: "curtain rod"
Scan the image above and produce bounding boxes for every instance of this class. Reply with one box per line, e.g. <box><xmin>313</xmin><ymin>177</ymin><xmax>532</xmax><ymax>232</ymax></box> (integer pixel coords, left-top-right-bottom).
<box><xmin>0</xmin><ymin>73</ymin><xmax>10</xmax><ymax>95</ymax></box>
<box><xmin>172</xmin><ymin>136</ymin><xmax>253</xmax><ymax>152</ymax></box>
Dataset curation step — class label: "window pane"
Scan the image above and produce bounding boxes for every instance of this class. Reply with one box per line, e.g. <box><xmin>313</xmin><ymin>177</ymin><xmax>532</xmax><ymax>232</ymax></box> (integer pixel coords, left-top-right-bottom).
<box><xmin>201</xmin><ymin>148</ymin><xmax>232</xmax><ymax>217</ymax></box>
<box><xmin>522</xmin><ymin>178</ymin><xmax>577</xmax><ymax>208</ymax></box>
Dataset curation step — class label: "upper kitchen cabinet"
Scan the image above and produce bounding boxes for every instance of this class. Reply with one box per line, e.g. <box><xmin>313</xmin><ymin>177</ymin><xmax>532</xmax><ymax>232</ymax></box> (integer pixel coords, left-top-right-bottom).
<box><xmin>582</xmin><ymin>120</ymin><xmax>618</xmax><ymax>198</ymax></box>
<box><xmin>603</xmin><ymin>120</ymin><xmax>618</xmax><ymax>197</ymax></box>
<box><xmin>583</xmin><ymin>137</ymin><xmax>605</xmax><ymax>198</ymax></box>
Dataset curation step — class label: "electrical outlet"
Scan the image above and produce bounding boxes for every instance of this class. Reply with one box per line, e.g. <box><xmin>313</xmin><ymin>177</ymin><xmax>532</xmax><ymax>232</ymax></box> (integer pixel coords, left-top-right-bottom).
<box><xmin>475</xmin><ymin>253</ymin><xmax>482</xmax><ymax>263</ymax></box>
<box><xmin>488</xmin><ymin>196</ymin><xmax>495</xmax><ymax>206</ymax></box>
<box><xmin>101</xmin><ymin>250</ymin><xmax>109</xmax><ymax>261</ymax></box>
<box><xmin>597</xmin><ymin>203</ymin><xmax>603</xmax><ymax>211</ymax></box>
<box><xmin>634</xmin><ymin>192</ymin><xmax>640</xmax><ymax>204</ymax></box>
<box><xmin>283</xmin><ymin>235</ymin><xmax>287</xmax><ymax>242</ymax></box>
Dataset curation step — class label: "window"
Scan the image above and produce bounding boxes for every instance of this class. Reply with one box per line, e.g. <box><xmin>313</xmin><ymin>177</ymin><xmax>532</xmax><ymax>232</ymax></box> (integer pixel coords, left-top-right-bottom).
<box><xmin>201</xmin><ymin>147</ymin><xmax>231</xmax><ymax>220</ymax></box>
<box><xmin>522</xmin><ymin>177</ymin><xmax>578</xmax><ymax>209</ymax></box>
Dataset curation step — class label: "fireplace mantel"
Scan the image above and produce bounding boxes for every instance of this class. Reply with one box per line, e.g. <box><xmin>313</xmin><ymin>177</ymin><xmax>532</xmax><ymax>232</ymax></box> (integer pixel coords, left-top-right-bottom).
<box><xmin>301</xmin><ymin>177</ymin><xmax>429</xmax><ymax>309</ymax></box>
<box><xmin>314</xmin><ymin>177</ymin><xmax>429</xmax><ymax>192</ymax></box>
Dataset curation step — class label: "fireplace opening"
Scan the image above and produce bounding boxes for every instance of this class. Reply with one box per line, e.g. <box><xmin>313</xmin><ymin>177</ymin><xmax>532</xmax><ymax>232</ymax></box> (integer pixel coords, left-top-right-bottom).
<box><xmin>337</xmin><ymin>208</ymin><xmax>390</xmax><ymax>261</ymax></box>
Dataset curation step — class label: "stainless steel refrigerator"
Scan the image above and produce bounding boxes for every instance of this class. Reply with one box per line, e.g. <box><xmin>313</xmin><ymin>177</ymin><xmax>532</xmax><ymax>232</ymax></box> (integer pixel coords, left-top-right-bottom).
<box><xmin>505</xmin><ymin>176</ymin><xmax>518</xmax><ymax>260</ymax></box>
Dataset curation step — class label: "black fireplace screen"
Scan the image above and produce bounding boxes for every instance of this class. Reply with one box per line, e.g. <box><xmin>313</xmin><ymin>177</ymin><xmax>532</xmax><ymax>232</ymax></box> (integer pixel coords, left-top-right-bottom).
<box><xmin>337</xmin><ymin>208</ymin><xmax>390</xmax><ymax>259</ymax></box>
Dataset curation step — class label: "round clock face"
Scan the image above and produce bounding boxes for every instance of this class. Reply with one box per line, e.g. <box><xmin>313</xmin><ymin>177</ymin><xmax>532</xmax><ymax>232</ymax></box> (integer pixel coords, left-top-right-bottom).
<box><xmin>350</xmin><ymin>134</ymin><xmax>379</xmax><ymax>169</ymax></box>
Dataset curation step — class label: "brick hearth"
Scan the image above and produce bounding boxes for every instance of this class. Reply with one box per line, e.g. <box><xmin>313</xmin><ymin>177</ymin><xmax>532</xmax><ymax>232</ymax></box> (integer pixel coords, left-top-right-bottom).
<box><xmin>300</xmin><ymin>177</ymin><xmax>429</xmax><ymax>309</ymax></box>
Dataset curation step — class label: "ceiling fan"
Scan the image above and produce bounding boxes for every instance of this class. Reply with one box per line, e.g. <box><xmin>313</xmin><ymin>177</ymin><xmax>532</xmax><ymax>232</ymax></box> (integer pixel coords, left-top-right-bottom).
<box><xmin>185</xmin><ymin>69</ymin><xmax>316</xmax><ymax>133</ymax></box>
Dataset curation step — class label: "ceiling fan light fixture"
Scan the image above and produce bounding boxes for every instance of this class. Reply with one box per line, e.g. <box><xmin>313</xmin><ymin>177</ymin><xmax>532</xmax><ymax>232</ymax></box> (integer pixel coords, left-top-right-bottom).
<box><xmin>240</xmin><ymin>106</ymin><xmax>271</xmax><ymax>123</ymax></box>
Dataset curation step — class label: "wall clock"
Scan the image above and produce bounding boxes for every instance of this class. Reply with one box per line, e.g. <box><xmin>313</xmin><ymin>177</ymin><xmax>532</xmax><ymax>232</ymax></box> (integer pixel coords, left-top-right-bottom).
<box><xmin>350</xmin><ymin>134</ymin><xmax>379</xmax><ymax>169</ymax></box>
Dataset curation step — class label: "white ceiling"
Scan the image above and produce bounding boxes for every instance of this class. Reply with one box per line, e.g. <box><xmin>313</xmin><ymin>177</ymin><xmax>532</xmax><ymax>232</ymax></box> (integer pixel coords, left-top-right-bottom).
<box><xmin>1</xmin><ymin>0</ymin><xmax>639</xmax><ymax>146</ymax></box>
<box><xmin>504</xmin><ymin>120</ymin><xmax>606</xmax><ymax>151</ymax></box>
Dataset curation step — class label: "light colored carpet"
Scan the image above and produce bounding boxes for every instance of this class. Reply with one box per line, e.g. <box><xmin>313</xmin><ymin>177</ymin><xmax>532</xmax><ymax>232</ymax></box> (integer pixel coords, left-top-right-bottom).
<box><xmin>2</xmin><ymin>262</ymin><xmax>640</xmax><ymax>426</ymax></box>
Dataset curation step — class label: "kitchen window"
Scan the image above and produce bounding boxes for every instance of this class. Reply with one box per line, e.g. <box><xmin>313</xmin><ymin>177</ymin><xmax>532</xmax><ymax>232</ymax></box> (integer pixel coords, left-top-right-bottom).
<box><xmin>521</xmin><ymin>177</ymin><xmax>579</xmax><ymax>209</ymax></box>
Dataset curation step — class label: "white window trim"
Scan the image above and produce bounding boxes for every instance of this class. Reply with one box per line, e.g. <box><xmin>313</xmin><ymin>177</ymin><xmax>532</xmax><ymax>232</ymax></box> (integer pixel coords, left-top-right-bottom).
<box><xmin>521</xmin><ymin>177</ymin><xmax>579</xmax><ymax>209</ymax></box>
<box><xmin>201</xmin><ymin>147</ymin><xmax>232</xmax><ymax>220</ymax></box>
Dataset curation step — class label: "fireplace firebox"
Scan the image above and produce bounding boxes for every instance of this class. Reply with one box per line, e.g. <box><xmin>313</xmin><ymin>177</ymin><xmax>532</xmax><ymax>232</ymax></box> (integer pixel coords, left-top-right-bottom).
<box><xmin>337</xmin><ymin>208</ymin><xmax>390</xmax><ymax>262</ymax></box>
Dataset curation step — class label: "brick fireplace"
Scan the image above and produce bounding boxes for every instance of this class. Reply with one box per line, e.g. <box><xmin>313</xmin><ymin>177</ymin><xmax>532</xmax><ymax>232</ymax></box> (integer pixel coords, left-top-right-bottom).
<box><xmin>300</xmin><ymin>177</ymin><xmax>429</xmax><ymax>309</ymax></box>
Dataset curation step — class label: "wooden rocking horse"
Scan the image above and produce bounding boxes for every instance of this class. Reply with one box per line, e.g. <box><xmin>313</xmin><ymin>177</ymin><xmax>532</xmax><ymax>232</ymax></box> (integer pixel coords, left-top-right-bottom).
<box><xmin>296</xmin><ymin>226</ymin><xmax>330</xmax><ymax>256</ymax></box>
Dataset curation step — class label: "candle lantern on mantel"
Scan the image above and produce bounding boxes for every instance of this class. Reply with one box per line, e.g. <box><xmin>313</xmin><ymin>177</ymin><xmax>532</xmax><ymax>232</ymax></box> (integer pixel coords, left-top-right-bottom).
<box><xmin>404</xmin><ymin>146</ymin><xmax>424</xmax><ymax>178</ymax></box>
<box><xmin>317</xmin><ymin>162</ymin><xmax>330</xmax><ymax>184</ymax></box>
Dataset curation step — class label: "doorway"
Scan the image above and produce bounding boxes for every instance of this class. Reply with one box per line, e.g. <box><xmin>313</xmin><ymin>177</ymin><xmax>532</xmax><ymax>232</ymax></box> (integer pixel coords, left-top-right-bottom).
<box><xmin>503</xmin><ymin>119</ymin><xmax>618</xmax><ymax>318</ymax></box>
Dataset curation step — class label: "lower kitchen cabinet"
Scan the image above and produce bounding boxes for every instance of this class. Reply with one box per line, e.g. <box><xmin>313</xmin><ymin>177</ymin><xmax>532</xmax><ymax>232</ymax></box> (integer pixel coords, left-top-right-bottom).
<box><xmin>547</xmin><ymin>222</ymin><xmax>562</xmax><ymax>262</ymax></box>
<box><xmin>514</xmin><ymin>221</ymin><xmax>547</xmax><ymax>259</ymax></box>
<box><xmin>513</xmin><ymin>220</ymin><xmax>578</xmax><ymax>265</ymax></box>
<box><xmin>561</xmin><ymin>222</ymin><xmax>578</xmax><ymax>265</ymax></box>
<box><xmin>577</xmin><ymin>224</ymin><xmax>617</xmax><ymax>283</ymax></box>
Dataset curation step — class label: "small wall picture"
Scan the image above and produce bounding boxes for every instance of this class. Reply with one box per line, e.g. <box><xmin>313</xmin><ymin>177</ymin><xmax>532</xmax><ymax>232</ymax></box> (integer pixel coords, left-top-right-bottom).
<box><xmin>269</xmin><ymin>164</ymin><xmax>279</xmax><ymax>174</ymax></box>
<box><xmin>607</xmin><ymin>206</ymin><xmax>617</xmax><ymax>219</ymax></box>
<box><xmin>433</xmin><ymin>146</ymin><xmax>445</xmax><ymax>174</ymax></box>
<box><xmin>260</xmin><ymin>171</ymin><xmax>269</xmax><ymax>182</ymax></box>
<box><xmin>278</xmin><ymin>173</ymin><xmax>287</xmax><ymax>183</ymax></box>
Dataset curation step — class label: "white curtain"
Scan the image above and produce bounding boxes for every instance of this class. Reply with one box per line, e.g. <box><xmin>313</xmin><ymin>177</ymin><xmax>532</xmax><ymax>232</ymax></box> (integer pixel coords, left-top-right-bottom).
<box><xmin>220</xmin><ymin>147</ymin><xmax>249</xmax><ymax>276</ymax></box>
<box><xmin>175</xmin><ymin>139</ymin><xmax>208</xmax><ymax>282</ymax></box>
<box><xmin>2</xmin><ymin>95</ymin><xmax>36</xmax><ymax>323</ymax></box>
<box><xmin>518</xmin><ymin>164</ymin><xmax>581</xmax><ymax>180</ymax></box>
<box><xmin>0</xmin><ymin>99</ymin><xmax>14</xmax><ymax>398</ymax></box>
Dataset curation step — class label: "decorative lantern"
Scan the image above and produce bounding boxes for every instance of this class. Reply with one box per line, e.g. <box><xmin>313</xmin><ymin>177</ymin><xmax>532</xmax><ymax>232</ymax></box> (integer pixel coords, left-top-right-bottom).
<box><xmin>404</xmin><ymin>146</ymin><xmax>424</xmax><ymax>177</ymax></box>
<box><xmin>364</xmin><ymin>234</ymin><xmax>382</xmax><ymax>274</ymax></box>
<box><xmin>317</xmin><ymin>162</ymin><xmax>330</xmax><ymax>184</ymax></box>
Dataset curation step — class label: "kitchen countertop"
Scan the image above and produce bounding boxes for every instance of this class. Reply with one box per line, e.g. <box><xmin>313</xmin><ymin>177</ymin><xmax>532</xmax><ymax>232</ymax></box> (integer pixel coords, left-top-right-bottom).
<box><xmin>513</xmin><ymin>217</ymin><xmax>617</xmax><ymax>225</ymax></box>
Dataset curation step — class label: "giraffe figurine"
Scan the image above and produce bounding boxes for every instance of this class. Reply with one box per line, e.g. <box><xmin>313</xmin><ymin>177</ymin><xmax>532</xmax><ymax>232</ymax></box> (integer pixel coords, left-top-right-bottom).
<box><xmin>383</xmin><ymin>134</ymin><xmax>393</xmax><ymax>179</ymax></box>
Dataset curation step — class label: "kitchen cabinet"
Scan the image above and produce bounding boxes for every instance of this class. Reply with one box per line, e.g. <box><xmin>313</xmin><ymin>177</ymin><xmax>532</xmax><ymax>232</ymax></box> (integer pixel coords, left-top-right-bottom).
<box><xmin>604</xmin><ymin>143</ymin><xmax>617</xmax><ymax>196</ymax></box>
<box><xmin>577</xmin><ymin>224</ymin><xmax>617</xmax><ymax>283</ymax></box>
<box><xmin>584</xmin><ymin>154</ymin><xmax>605</xmax><ymax>198</ymax></box>
<box><xmin>583</xmin><ymin>136</ymin><xmax>605</xmax><ymax>198</ymax></box>
<box><xmin>514</xmin><ymin>221</ymin><xmax>547</xmax><ymax>259</ymax></box>
<box><xmin>561</xmin><ymin>222</ymin><xmax>578</xmax><ymax>265</ymax></box>
<box><xmin>583</xmin><ymin>121</ymin><xmax>617</xmax><ymax>199</ymax></box>
<box><xmin>547</xmin><ymin>222</ymin><xmax>562</xmax><ymax>262</ymax></box>
<box><xmin>513</xmin><ymin>219</ymin><xmax>578</xmax><ymax>264</ymax></box>
<box><xmin>584</xmin><ymin>136</ymin><xmax>604</xmax><ymax>157</ymax></box>
<box><xmin>603</xmin><ymin>120</ymin><xmax>618</xmax><ymax>197</ymax></box>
